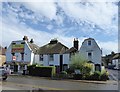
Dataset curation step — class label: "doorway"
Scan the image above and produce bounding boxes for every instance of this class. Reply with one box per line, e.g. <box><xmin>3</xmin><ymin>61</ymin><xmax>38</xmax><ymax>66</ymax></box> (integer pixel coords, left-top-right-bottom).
<box><xmin>60</xmin><ymin>55</ymin><xmax>63</xmax><ymax>72</ymax></box>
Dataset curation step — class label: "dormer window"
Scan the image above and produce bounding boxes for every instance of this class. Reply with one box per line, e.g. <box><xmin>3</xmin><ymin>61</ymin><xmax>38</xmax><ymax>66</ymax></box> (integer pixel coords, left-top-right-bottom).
<box><xmin>88</xmin><ymin>40</ymin><xmax>91</xmax><ymax>46</ymax></box>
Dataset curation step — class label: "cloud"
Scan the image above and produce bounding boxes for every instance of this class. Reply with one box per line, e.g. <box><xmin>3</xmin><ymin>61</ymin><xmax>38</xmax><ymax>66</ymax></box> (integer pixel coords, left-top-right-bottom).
<box><xmin>1</xmin><ymin>1</ymin><xmax>118</xmax><ymax>55</ymax></box>
<box><xmin>19</xmin><ymin>1</ymin><xmax>118</xmax><ymax>36</ymax></box>
<box><xmin>58</xmin><ymin>2</ymin><xmax>118</xmax><ymax>34</ymax></box>
<box><xmin>46</xmin><ymin>25</ymin><xmax>53</xmax><ymax>30</ymax></box>
<box><xmin>98</xmin><ymin>41</ymin><xmax>118</xmax><ymax>55</ymax></box>
<box><xmin>22</xmin><ymin>1</ymin><xmax>57</xmax><ymax>20</ymax></box>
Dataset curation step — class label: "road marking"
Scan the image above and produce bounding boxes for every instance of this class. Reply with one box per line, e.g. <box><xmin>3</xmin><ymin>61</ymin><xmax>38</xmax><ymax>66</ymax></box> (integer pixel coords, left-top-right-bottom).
<box><xmin>2</xmin><ymin>81</ymin><xmax>63</xmax><ymax>90</ymax></box>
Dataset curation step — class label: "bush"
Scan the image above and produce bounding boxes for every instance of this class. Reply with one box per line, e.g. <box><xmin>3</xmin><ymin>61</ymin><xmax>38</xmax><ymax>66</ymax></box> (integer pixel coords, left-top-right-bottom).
<box><xmin>73</xmin><ymin>74</ymin><xmax>82</xmax><ymax>80</ymax></box>
<box><xmin>100</xmin><ymin>69</ymin><xmax>109</xmax><ymax>81</ymax></box>
<box><xmin>91</xmin><ymin>71</ymin><xmax>101</xmax><ymax>81</ymax></box>
<box><xmin>69</xmin><ymin>53</ymin><xmax>93</xmax><ymax>75</ymax></box>
<box><xmin>100</xmin><ymin>73</ymin><xmax>109</xmax><ymax>81</ymax></box>
<box><xmin>60</xmin><ymin>71</ymin><xmax>67</xmax><ymax>75</ymax></box>
<box><xmin>27</xmin><ymin>65</ymin><xmax>56</xmax><ymax>77</ymax></box>
<box><xmin>66</xmin><ymin>68</ymin><xmax>74</xmax><ymax>74</ymax></box>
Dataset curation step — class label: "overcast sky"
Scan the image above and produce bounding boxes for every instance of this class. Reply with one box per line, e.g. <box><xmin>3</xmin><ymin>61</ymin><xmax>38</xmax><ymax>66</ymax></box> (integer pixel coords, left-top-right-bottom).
<box><xmin>1</xmin><ymin>0</ymin><xmax>119</xmax><ymax>55</ymax></box>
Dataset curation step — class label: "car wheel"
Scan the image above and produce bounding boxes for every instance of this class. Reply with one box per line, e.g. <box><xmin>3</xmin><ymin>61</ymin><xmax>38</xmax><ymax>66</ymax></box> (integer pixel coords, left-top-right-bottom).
<box><xmin>3</xmin><ymin>76</ymin><xmax>7</xmax><ymax>80</ymax></box>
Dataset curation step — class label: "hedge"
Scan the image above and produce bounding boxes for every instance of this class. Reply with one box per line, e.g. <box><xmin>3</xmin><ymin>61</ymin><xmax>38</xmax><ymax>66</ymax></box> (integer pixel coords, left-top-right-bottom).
<box><xmin>27</xmin><ymin>65</ymin><xmax>56</xmax><ymax>77</ymax></box>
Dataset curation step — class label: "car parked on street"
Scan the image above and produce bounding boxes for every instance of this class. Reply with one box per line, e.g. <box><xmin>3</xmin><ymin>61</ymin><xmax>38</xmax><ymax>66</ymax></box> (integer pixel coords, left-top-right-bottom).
<box><xmin>0</xmin><ymin>66</ymin><xmax>10</xmax><ymax>80</ymax></box>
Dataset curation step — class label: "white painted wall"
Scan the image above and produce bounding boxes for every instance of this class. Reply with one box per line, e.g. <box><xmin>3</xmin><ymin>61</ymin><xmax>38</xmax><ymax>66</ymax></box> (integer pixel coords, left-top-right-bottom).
<box><xmin>34</xmin><ymin>54</ymin><xmax>61</xmax><ymax>66</ymax></box>
<box><xmin>63</xmin><ymin>54</ymin><xmax>70</xmax><ymax>64</ymax></box>
<box><xmin>34</xmin><ymin>54</ymin><xmax>70</xmax><ymax>69</ymax></box>
<box><xmin>79</xmin><ymin>39</ymin><xmax>101</xmax><ymax>64</ymax></box>
<box><xmin>112</xmin><ymin>59</ymin><xmax>119</xmax><ymax>68</ymax></box>
<box><xmin>6</xmin><ymin>40</ymin><xmax>35</xmax><ymax>64</ymax></box>
<box><xmin>6</xmin><ymin>45</ymin><xmax>12</xmax><ymax>62</ymax></box>
<box><xmin>53</xmin><ymin>54</ymin><xmax>60</xmax><ymax>65</ymax></box>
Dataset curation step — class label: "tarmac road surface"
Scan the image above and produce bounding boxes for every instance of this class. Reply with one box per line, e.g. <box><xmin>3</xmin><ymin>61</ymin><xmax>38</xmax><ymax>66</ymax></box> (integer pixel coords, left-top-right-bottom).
<box><xmin>1</xmin><ymin>75</ymin><xmax>119</xmax><ymax>91</ymax></box>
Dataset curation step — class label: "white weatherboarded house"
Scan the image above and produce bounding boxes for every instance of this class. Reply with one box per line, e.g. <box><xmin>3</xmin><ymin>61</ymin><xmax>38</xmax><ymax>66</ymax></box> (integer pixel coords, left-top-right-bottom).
<box><xmin>6</xmin><ymin>36</ymin><xmax>39</xmax><ymax>72</ymax></box>
<box><xmin>34</xmin><ymin>39</ymin><xmax>69</xmax><ymax>72</ymax></box>
<box><xmin>79</xmin><ymin>38</ymin><xmax>102</xmax><ymax>65</ymax></box>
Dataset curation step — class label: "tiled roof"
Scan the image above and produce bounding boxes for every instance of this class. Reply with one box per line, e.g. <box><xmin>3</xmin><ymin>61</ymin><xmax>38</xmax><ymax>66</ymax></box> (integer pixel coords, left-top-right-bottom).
<box><xmin>112</xmin><ymin>53</ymin><xmax>120</xmax><ymax>59</ymax></box>
<box><xmin>84</xmin><ymin>38</ymin><xmax>94</xmax><ymax>41</ymax></box>
<box><xmin>64</xmin><ymin>47</ymin><xmax>78</xmax><ymax>54</ymax></box>
<box><xmin>38</xmin><ymin>42</ymin><xmax>69</xmax><ymax>54</ymax></box>
<box><xmin>0</xmin><ymin>46</ymin><xmax>6</xmax><ymax>55</ymax></box>
<box><xmin>27</xmin><ymin>42</ymin><xmax>39</xmax><ymax>54</ymax></box>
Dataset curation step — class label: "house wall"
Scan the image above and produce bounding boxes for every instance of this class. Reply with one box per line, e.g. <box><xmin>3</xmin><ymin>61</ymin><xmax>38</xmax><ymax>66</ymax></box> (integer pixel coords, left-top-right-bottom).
<box><xmin>79</xmin><ymin>39</ymin><xmax>101</xmax><ymax>64</ymax></box>
<box><xmin>6</xmin><ymin>40</ymin><xmax>34</xmax><ymax>64</ymax></box>
<box><xmin>34</xmin><ymin>54</ymin><xmax>70</xmax><ymax>67</ymax></box>
<box><xmin>112</xmin><ymin>59</ymin><xmax>119</xmax><ymax>68</ymax></box>
<box><xmin>63</xmin><ymin>54</ymin><xmax>70</xmax><ymax>64</ymax></box>
<box><xmin>0</xmin><ymin>55</ymin><xmax>6</xmax><ymax>66</ymax></box>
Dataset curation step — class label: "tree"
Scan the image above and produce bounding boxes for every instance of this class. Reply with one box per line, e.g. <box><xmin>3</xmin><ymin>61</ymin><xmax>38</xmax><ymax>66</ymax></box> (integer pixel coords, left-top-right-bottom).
<box><xmin>69</xmin><ymin>53</ymin><xmax>93</xmax><ymax>75</ymax></box>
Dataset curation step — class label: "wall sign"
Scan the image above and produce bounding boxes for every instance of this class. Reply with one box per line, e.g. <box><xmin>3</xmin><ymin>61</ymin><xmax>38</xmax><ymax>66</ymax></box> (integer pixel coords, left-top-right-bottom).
<box><xmin>11</xmin><ymin>44</ymin><xmax>24</xmax><ymax>53</ymax></box>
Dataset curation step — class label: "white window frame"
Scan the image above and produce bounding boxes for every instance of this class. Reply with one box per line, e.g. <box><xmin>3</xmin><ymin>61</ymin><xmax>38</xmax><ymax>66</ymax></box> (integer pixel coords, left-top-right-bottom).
<box><xmin>49</xmin><ymin>54</ymin><xmax>54</xmax><ymax>61</ymax></box>
<box><xmin>39</xmin><ymin>54</ymin><xmax>43</xmax><ymax>61</ymax></box>
<box><xmin>87</xmin><ymin>52</ymin><xmax>92</xmax><ymax>60</ymax></box>
<box><xmin>88</xmin><ymin>40</ymin><xmax>92</xmax><ymax>46</ymax></box>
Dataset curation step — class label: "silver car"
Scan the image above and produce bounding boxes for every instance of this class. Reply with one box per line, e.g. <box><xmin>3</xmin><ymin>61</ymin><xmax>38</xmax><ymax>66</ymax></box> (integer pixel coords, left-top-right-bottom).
<box><xmin>0</xmin><ymin>66</ymin><xmax>9</xmax><ymax>80</ymax></box>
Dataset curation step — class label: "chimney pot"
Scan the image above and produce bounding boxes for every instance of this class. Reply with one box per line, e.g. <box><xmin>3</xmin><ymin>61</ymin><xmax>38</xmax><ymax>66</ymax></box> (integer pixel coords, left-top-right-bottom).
<box><xmin>50</xmin><ymin>38</ymin><xmax>58</xmax><ymax>44</ymax></box>
<box><xmin>23</xmin><ymin>36</ymin><xmax>28</xmax><ymax>41</ymax></box>
<box><xmin>30</xmin><ymin>39</ymin><xmax>34</xmax><ymax>43</ymax></box>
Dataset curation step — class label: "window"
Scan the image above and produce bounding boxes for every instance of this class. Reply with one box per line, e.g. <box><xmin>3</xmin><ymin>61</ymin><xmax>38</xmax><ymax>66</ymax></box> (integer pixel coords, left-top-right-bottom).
<box><xmin>39</xmin><ymin>54</ymin><xmax>43</xmax><ymax>61</ymax></box>
<box><xmin>12</xmin><ymin>43</ymin><xmax>16</xmax><ymax>45</ymax></box>
<box><xmin>88</xmin><ymin>40</ymin><xmax>91</xmax><ymax>46</ymax></box>
<box><xmin>49</xmin><ymin>54</ymin><xmax>54</xmax><ymax>61</ymax></box>
<box><xmin>88</xmin><ymin>52</ymin><xmax>92</xmax><ymax>57</ymax></box>
<box><xmin>11</xmin><ymin>53</ymin><xmax>15</xmax><ymax>56</ymax></box>
<box><xmin>21</xmin><ymin>53</ymin><xmax>24</xmax><ymax>61</ymax></box>
<box><xmin>21</xmin><ymin>42</ymin><xmax>25</xmax><ymax>44</ymax></box>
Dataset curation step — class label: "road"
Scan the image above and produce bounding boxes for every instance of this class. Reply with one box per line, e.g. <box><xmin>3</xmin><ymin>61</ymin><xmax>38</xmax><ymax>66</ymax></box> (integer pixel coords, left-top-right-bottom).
<box><xmin>1</xmin><ymin>75</ymin><xmax>119</xmax><ymax>91</ymax></box>
<box><xmin>107</xmin><ymin>69</ymin><xmax>119</xmax><ymax>81</ymax></box>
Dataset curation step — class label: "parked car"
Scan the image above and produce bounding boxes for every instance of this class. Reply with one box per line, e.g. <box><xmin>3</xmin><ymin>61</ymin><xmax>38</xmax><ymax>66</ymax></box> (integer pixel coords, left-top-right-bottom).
<box><xmin>107</xmin><ymin>65</ymin><xmax>115</xmax><ymax>69</ymax></box>
<box><xmin>0</xmin><ymin>66</ymin><xmax>10</xmax><ymax>80</ymax></box>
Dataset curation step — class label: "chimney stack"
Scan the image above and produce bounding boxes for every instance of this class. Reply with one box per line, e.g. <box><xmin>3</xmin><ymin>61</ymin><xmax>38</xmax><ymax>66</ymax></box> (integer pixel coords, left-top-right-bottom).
<box><xmin>4</xmin><ymin>46</ymin><xmax>7</xmax><ymax>50</ymax></box>
<box><xmin>73</xmin><ymin>38</ymin><xmax>79</xmax><ymax>50</ymax></box>
<box><xmin>50</xmin><ymin>38</ymin><xmax>58</xmax><ymax>44</ymax></box>
<box><xmin>30</xmin><ymin>39</ymin><xmax>34</xmax><ymax>43</ymax></box>
<box><xmin>23</xmin><ymin>36</ymin><xmax>28</xmax><ymax>41</ymax></box>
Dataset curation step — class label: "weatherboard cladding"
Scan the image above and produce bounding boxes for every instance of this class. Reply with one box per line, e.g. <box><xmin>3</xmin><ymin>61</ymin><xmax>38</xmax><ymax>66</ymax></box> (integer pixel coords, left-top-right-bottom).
<box><xmin>38</xmin><ymin>42</ymin><xmax>69</xmax><ymax>54</ymax></box>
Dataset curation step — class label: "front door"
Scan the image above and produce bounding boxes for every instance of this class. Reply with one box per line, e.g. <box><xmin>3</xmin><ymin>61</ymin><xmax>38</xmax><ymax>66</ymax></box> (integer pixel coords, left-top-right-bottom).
<box><xmin>60</xmin><ymin>55</ymin><xmax>63</xmax><ymax>72</ymax></box>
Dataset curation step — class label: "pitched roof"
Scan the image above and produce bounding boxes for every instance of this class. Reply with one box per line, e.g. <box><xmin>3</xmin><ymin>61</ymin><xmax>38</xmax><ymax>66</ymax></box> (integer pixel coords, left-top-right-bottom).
<box><xmin>82</xmin><ymin>38</ymin><xmax>101</xmax><ymax>51</ymax></box>
<box><xmin>27</xmin><ymin>42</ymin><xmax>39</xmax><ymax>53</ymax></box>
<box><xmin>112</xmin><ymin>53</ymin><xmax>120</xmax><ymax>59</ymax></box>
<box><xmin>38</xmin><ymin>42</ymin><xmax>69</xmax><ymax>54</ymax></box>
<box><xmin>0</xmin><ymin>46</ymin><xmax>6</xmax><ymax>55</ymax></box>
<box><xmin>84</xmin><ymin>38</ymin><xmax>94</xmax><ymax>41</ymax></box>
<box><xmin>64</xmin><ymin>47</ymin><xmax>78</xmax><ymax>54</ymax></box>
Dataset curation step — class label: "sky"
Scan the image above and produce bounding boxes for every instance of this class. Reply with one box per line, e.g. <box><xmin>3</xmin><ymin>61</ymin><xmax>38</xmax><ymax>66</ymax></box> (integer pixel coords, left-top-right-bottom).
<box><xmin>0</xmin><ymin>0</ymin><xmax>119</xmax><ymax>55</ymax></box>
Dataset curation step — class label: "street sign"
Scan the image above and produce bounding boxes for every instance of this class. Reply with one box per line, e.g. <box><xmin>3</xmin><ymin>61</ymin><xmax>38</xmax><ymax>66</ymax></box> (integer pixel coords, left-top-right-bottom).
<box><xmin>12</xmin><ymin>56</ymin><xmax>16</xmax><ymax>61</ymax></box>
